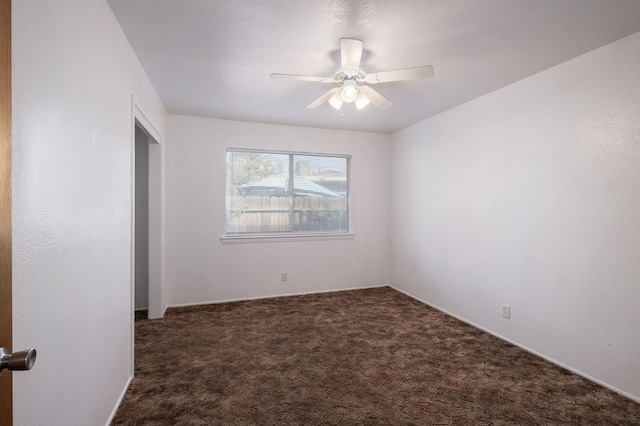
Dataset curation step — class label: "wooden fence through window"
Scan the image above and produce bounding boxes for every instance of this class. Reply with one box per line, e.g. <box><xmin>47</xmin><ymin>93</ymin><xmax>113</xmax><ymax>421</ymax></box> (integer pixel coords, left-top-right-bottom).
<box><xmin>226</xmin><ymin>196</ymin><xmax>347</xmax><ymax>233</ymax></box>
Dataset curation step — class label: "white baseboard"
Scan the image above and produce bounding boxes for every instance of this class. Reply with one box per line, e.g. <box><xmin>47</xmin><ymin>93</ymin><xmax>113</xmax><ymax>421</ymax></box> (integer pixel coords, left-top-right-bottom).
<box><xmin>105</xmin><ymin>375</ymin><xmax>133</xmax><ymax>426</ymax></box>
<box><xmin>390</xmin><ymin>285</ymin><xmax>640</xmax><ymax>405</ymax></box>
<box><xmin>167</xmin><ymin>284</ymin><xmax>387</xmax><ymax>309</ymax></box>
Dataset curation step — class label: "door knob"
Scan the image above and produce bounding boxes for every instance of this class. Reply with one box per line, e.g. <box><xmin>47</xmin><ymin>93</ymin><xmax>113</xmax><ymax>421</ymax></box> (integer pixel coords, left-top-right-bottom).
<box><xmin>0</xmin><ymin>347</ymin><xmax>37</xmax><ymax>376</ymax></box>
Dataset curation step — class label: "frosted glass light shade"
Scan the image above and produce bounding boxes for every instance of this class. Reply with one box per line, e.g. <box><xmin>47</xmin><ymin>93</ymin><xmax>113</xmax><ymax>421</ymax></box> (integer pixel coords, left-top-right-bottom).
<box><xmin>328</xmin><ymin>93</ymin><xmax>344</xmax><ymax>110</ymax></box>
<box><xmin>340</xmin><ymin>81</ymin><xmax>358</xmax><ymax>103</ymax></box>
<box><xmin>355</xmin><ymin>92</ymin><xmax>371</xmax><ymax>110</ymax></box>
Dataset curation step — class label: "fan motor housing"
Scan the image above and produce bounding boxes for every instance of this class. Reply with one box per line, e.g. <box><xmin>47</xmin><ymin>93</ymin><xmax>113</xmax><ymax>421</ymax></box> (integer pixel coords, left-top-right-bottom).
<box><xmin>332</xmin><ymin>67</ymin><xmax>368</xmax><ymax>82</ymax></box>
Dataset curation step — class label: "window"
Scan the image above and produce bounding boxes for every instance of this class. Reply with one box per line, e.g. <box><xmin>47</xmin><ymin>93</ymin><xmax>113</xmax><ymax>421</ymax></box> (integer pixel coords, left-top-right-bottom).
<box><xmin>225</xmin><ymin>149</ymin><xmax>350</xmax><ymax>238</ymax></box>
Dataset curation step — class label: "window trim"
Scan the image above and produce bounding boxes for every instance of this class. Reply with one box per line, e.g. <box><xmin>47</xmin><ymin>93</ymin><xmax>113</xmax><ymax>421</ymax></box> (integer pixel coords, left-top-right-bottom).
<box><xmin>224</xmin><ymin>148</ymin><xmax>352</xmax><ymax>240</ymax></box>
<box><xmin>220</xmin><ymin>232</ymin><xmax>355</xmax><ymax>244</ymax></box>
<box><xmin>226</xmin><ymin>148</ymin><xmax>351</xmax><ymax>160</ymax></box>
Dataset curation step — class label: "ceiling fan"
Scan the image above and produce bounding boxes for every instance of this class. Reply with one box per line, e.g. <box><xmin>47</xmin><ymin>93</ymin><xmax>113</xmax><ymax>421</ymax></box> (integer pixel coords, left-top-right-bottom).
<box><xmin>270</xmin><ymin>38</ymin><xmax>434</xmax><ymax>111</ymax></box>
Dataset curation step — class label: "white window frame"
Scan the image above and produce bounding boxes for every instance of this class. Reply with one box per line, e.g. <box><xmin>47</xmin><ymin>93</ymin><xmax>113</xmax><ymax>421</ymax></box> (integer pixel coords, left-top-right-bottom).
<box><xmin>221</xmin><ymin>148</ymin><xmax>354</xmax><ymax>244</ymax></box>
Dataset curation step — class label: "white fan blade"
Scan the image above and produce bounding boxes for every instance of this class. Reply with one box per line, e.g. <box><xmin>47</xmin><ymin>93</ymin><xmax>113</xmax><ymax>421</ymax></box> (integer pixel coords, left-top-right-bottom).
<box><xmin>306</xmin><ymin>88</ymin><xmax>339</xmax><ymax>108</ymax></box>
<box><xmin>271</xmin><ymin>73</ymin><xmax>335</xmax><ymax>83</ymax></box>
<box><xmin>340</xmin><ymin>38</ymin><xmax>364</xmax><ymax>71</ymax></box>
<box><xmin>365</xmin><ymin>65</ymin><xmax>434</xmax><ymax>84</ymax></box>
<box><xmin>359</xmin><ymin>86</ymin><xmax>392</xmax><ymax>109</ymax></box>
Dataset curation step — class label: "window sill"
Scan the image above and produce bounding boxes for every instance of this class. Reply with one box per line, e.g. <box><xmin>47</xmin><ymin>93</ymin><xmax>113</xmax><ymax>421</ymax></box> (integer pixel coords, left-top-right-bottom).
<box><xmin>220</xmin><ymin>232</ymin><xmax>355</xmax><ymax>244</ymax></box>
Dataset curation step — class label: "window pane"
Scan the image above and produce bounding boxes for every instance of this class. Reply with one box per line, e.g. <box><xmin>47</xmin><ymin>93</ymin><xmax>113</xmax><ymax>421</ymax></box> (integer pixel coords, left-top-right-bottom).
<box><xmin>292</xmin><ymin>155</ymin><xmax>348</xmax><ymax>234</ymax></box>
<box><xmin>226</xmin><ymin>151</ymin><xmax>290</xmax><ymax>234</ymax></box>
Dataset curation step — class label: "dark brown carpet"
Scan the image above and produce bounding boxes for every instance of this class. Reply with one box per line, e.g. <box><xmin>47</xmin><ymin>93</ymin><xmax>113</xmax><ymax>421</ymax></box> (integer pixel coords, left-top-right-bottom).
<box><xmin>113</xmin><ymin>287</ymin><xmax>640</xmax><ymax>425</ymax></box>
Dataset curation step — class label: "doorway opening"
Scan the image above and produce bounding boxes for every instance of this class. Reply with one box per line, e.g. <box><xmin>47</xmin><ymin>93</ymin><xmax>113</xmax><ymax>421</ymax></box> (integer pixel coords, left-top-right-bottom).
<box><xmin>132</xmin><ymin>112</ymin><xmax>163</xmax><ymax>322</ymax></box>
<box><xmin>134</xmin><ymin>125</ymin><xmax>150</xmax><ymax>316</ymax></box>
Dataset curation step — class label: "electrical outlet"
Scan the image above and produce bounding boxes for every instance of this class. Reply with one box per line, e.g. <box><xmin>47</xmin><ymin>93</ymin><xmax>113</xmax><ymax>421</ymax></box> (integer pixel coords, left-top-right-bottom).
<box><xmin>281</xmin><ymin>272</ymin><xmax>288</xmax><ymax>282</ymax></box>
<box><xmin>502</xmin><ymin>304</ymin><xmax>511</xmax><ymax>319</ymax></box>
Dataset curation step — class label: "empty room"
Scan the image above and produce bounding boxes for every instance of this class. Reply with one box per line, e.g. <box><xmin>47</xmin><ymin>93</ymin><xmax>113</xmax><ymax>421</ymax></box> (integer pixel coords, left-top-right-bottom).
<box><xmin>3</xmin><ymin>0</ymin><xmax>640</xmax><ymax>424</ymax></box>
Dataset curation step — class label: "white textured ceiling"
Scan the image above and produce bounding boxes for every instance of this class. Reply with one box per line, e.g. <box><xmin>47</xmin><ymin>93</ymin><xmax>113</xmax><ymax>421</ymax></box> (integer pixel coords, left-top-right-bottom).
<box><xmin>108</xmin><ymin>0</ymin><xmax>640</xmax><ymax>134</ymax></box>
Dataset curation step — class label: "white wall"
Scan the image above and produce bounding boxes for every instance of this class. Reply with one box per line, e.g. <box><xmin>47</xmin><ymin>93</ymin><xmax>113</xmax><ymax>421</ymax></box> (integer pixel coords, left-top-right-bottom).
<box><xmin>390</xmin><ymin>31</ymin><xmax>640</xmax><ymax>401</ymax></box>
<box><xmin>12</xmin><ymin>0</ymin><xmax>165</xmax><ymax>424</ymax></box>
<box><xmin>165</xmin><ymin>115</ymin><xmax>390</xmax><ymax>305</ymax></box>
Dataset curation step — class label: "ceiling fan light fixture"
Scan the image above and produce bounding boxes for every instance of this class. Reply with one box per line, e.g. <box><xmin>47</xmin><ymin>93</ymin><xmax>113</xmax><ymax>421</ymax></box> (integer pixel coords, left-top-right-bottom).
<box><xmin>355</xmin><ymin>92</ymin><xmax>371</xmax><ymax>110</ymax></box>
<box><xmin>328</xmin><ymin>93</ymin><xmax>344</xmax><ymax>110</ymax></box>
<box><xmin>340</xmin><ymin>80</ymin><xmax>358</xmax><ymax>103</ymax></box>
<box><xmin>271</xmin><ymin>38</ymin><xmax>433</xmax><ymax>111</ymax></box>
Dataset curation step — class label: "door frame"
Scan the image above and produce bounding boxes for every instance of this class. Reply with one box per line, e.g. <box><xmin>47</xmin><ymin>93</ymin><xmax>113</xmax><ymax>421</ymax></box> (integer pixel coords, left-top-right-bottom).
<box><xmin>0</xmin><ymin>0</ymin><xmax>11</xmax><ymax>423</ymax></box>
<box><xmin>130</xmin><ymin>99</ymin><xmax>164</xmax><ymax>374</ymax></box>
